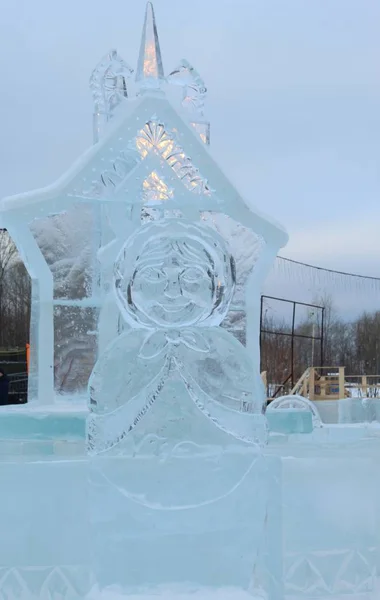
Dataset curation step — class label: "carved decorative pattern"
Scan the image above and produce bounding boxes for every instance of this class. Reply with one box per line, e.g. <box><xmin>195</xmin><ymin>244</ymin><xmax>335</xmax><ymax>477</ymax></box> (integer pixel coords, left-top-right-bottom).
<box><xmin>142</xmin><ymin>170</ymin><xmax>174</xmax><ymax>204</ymax></box>
<box><xmin>284</xmin><ymin>549</ymin><xmax>376</xmax><ymax>596</ymax></box>
<box><xmin>135</xmin><ymin>120</ymin><xmax>212</xmax><ymax>195</ymax></box>
<box><xmin>167</xmin><ymin>59</ymin><xmax>207</xmax><ymax>116</ymax></box>
<box><xmin>0</xmin><ymin>565</ymin><xmax>93</xmax><ymax>599</ymax></box>
<box><xmin>72</xmin><ymin>120</ymin><xmax>212</xmax><ymax>200</ymax></box>
<box><xmin>90</xmin><ymin>49</ymin><xmax>133</xmax><ymax>115</ymax></box>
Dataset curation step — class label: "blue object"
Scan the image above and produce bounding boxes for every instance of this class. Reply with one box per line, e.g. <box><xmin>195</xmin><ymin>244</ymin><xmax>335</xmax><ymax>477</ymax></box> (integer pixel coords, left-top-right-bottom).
<box><xmin>0</xmin><ymin>411</ymin><xmax>86</xmax><ymax>441</ymax></box>
<box><xmin>267</xmin><ymin>409</ymin><xmax>313</xmax><ymax>434</ymax></box>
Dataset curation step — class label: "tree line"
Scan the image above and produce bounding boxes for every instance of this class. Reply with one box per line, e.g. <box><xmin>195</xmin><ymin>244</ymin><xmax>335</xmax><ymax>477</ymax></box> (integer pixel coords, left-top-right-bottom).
<box><xmin>0</xmin><ymin>232</ymin><xmax>31</xmax><ymax>349</ymax></box>
<box><xmin>261</xmin><ymin>297</ymin><xmax>380</xmax><ymax>393</ymax></box>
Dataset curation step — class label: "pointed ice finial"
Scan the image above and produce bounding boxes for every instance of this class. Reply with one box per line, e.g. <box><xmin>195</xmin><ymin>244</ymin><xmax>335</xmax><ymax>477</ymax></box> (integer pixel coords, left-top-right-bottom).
<box><xmin>135</xmin><ymin>2</ymin><xmax>165</xmax><ymax>90</ymax></box>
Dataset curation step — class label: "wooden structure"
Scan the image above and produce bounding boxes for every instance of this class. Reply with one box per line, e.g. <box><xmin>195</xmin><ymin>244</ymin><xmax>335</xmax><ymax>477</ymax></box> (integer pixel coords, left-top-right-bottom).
<box><xmin>291</xmin><ymin>366</ymin><xmax>380</xmax><ymax>400</ymax></box>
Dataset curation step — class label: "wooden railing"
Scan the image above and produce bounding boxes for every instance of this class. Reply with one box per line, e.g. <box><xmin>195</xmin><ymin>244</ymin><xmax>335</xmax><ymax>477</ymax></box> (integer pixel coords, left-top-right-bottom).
<box><xmin>290</xmin><ymin>367</ymin><xmax>380</xmax><ymax>401</ymax></box>
<box><xmin>345</xmin><ymin>375</ymin><xmax>380</xmax><ymax>398</ymax></box>
<box><xmin>290</xmin><ymin>367</ymin><xmax>310</xmax><ymax>397</ymax></box>
<box><xmin>308</xmin><ymin>367</ymin><xmax>345</xmax><ymax>401</ymax></box>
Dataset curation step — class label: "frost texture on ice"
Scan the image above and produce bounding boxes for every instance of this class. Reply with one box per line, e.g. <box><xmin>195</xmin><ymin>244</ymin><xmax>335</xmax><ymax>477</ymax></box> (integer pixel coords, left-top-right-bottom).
<box><xmin>30</xmin><ymin>207</ymin><xmax>98</xmax><ymax>395</ymax></box>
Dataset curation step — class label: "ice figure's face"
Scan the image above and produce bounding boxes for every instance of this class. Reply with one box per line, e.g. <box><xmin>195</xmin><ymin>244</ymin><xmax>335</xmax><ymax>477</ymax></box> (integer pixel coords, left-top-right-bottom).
<box><xmin>132</xmin><ymin>241</ymin><xmax>215</xmax><ymax>327</ymax></box>
<box><xmin>115</xmin><ymin>220</ymin><xmax>235</xmax><ymax>328</ymax></box>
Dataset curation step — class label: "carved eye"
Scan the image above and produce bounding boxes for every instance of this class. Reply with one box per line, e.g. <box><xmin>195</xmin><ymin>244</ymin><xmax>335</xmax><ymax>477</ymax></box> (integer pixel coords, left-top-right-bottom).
<box><xmin>141</xmin><ymin>267</ymin><xmax>162</xmax><ymax>282</ymax></box>
<box><xmin>181</xmin><ymin>267</ymin><xmax>203</xmax><ymax>284</ymax></box>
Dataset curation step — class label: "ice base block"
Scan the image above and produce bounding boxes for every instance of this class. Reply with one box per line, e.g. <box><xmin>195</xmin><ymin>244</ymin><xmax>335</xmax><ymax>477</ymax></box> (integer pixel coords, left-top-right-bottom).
<box><xmin>267</xmin><ymin>409</ymin><xmax>313</xmax><ymax>434</ymax></box>
<box><xmin>88</xmin><ymin>452</ymin><xmax>282</xmax><ymax>596</ymax></box>
<box><xmin>0</xmin><ymin>419</ymin><xmax>378</xmax><ymax>599</ymax></box>
<box><xmin>269</xmin><ymin>428</ymin><xmax>380</xmax><ymax>600</ymax></box>
<box><xmin>0</xmin><ymin>403</ymin><xmax>86</xmax><ymax>457</ymax></box>
<box><xmin>0</xmin><ymin>457</ymin><xmax>91</xmax><ymax>599</ymax></box>
<box><xmin>314</xmin><ymin>398</ymin><xmax>380</xmax><ymax>424</ymax></box>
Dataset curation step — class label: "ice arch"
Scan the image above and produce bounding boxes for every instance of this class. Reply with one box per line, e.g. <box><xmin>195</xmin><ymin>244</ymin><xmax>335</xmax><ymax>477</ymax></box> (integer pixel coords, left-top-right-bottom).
<box><xmin>0</xmin><ymin>213</ymin><xmax>53</xmax><ymax>404</ymax></box>
<box><xmin>267</xmin><ymin>394</ymin><xmax>323</xmax><ymax>428</ymax></box>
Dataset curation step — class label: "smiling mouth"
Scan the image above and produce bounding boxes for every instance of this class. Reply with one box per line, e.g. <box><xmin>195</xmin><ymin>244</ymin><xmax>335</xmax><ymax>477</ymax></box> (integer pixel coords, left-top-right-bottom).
<box><xmin>157</xmin><ymin>303</ymin><xmax>192</xmax><ymax>313</ymax></box>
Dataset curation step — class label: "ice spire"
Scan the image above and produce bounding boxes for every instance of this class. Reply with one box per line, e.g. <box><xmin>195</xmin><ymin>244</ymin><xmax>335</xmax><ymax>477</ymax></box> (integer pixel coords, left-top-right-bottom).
<box><xmin>135</xmin><ymin>2</ymin><xmax>165</xmax><ymax>90</ymax></box>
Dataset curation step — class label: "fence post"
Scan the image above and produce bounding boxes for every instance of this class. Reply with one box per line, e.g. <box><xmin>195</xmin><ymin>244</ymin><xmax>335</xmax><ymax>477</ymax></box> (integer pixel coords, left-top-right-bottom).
<box><xmin>26</xmin><ymin>343</ymin><xmax>30</xmax><ymax>373</ymax></box>
<box><xmin>339</xmin><ymin>367</ymin><xmax>345</xmax><ymax>399</ymax></box>
<box><xmin>362</xmin><ymin>375</ymin><xmax>367</xmax><ymax>398</ymax></box>
<box><xmin>309</xmin><ymin>368</ymin><xmax>315</xmax><ymax>401</ymax></box>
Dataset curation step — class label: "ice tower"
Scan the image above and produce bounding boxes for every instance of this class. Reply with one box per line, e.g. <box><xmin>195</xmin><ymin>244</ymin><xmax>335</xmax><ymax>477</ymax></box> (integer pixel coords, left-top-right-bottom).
<box><xmin>0</xmin><ymin>2</ymin><xmax>287</xmax><ymax>409</ymax></box>
<box><xmin>85</xmin><ymin>3</ymin><xmax>287</xmax><ymax>597</ymax></box>
<box><xmin>0</xmin><ymin>6</ymin><xmax>379</xmax><ymax>600</ymax></box>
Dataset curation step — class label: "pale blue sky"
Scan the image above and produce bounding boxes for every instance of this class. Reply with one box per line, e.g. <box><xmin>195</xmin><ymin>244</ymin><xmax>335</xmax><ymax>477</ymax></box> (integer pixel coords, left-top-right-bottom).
<box><xmin>0</xmin><ymin>0</ymin><xmax>379</xmax><ymax>274</ymax></box>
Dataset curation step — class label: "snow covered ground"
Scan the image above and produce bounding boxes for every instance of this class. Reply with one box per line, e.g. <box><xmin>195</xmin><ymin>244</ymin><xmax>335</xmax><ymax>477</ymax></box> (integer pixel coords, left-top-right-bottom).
<box><xmin>87</xmin><ymin>582</ymin><xmax>380</xmax><ymax>600</ymax></box>
<box><xmin>86</xmin><ymin>586</ymin><xmax>259</xmax><ymax>600</ymax></box>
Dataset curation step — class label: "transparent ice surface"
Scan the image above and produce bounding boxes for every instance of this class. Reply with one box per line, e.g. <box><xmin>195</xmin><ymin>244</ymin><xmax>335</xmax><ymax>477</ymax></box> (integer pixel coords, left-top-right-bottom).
<box><xmin>114</xmin><ymin>220</ymin><xmax>235</xmax><ymax>328</ymax></box>
<box><xmin>30</xmin><ymin>206</ymin><xmax>99</xmax><ymax>396</ymax></box>
<box><xmin>167</xmin><ymin>60</ymin><xmax>207</xmax><ymax>115</ymax></box>
<box><xmin>135</xmin><ymin>2</ymin><xmax>164</xmax><ymax>89</ymax></box>
<box><xmin>282</xmin><ymin>446</ymin><xmax>379</xmax><ymax>599</ymax></box>
<box><xmin>0</xmin><ymin>422</ymin><xmax>378</xmax><ymax>598</ymax></box>
<box><xmin>190</xmin><ymin>120</ymin><xmax>211</xmax><ymax>145</ymax></box>
<box><xmin>89</xmin><ymin>219</ymin><xmax>267</xmax><ymax>450</ymax></box>
<box><xmin>266</xmin><ymin>409</ymin><xmax>313</xmax><ymax>434</ymax></box>
<box><xmin>135</xmin><ymin>120</ymin><xmax>212</xmax><ymax>195</ymax></box>
<box><xmin>0</xmin><ymin>0</ymin><xmax>287</xmax><ymax>408</ymax></box>
<box><xmin>167</xmin><ymin>60</ymin><xmax>210</xmax><ymax>145</ymax></box>
<box><xmin>0</xmin><ymin>2</ymin><xmax>293</xmax><ymax>596</ymax></box>
<box><xmin>90</xmin><ymin>50</ymin><xmax>133</xmax><ymax>113</ymax></box>
<box><xmin>87</xmin><ymin>218</ymin><xmax>274</xmax><ymax>593</ymax></box>
<box><xmin>90</xmin><ymin>50</ymin><xmax>133</xmax><ymax>142</ymax></box>
<box><xmin>267</xmin><ymin>395</ymin><xmax>323</xmax><ymax>429</ymax></box>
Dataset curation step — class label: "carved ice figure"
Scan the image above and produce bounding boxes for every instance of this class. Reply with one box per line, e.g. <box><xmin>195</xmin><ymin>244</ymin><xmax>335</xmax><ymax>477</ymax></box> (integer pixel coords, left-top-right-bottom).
<box><xmin>90</xmin><ymin>49</ymin><xmax>133</xmax><ymax>142</ymax></box>
<box><xmin>0</xmin><ymin>1</ymin><xmax>286</xmax><ymax>404</ymax></box>
<box><xmin>87</xmin><ymin>219</ymin><xmax>281</xmax><ymax>595</ymax></box>
<box><xmin>89</xmin><ymin>219</ymin><xmax>266</xmax><ymax>456</ymax></box>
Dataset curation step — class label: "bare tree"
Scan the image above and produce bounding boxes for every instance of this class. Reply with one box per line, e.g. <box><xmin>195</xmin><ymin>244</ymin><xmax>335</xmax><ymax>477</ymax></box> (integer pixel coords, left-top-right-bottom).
<box><xmin>0</xmin><ymin>231</ymin><xmax>31</xmax><ymax>348</ymax></box>
<box><xmin>355</xmin><ymin>312</ymin><xmax>380</xmax><ymax>375</ymax></box>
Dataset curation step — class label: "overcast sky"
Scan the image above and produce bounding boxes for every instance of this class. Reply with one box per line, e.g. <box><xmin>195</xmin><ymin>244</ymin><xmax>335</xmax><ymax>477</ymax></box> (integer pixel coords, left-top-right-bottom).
<box><xmin>0</xmin><ymin>0</ymin><xmax>379</xmax><ymax>275</ymax></box>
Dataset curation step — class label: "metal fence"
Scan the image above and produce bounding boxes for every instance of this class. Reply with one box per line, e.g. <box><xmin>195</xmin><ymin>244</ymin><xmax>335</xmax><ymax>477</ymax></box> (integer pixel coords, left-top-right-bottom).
<box><xmin>8</xmin><ymin>373</ymin><xmax>28</xmax><ymax>404</ymax></box>
<box><xmin>0</xmin><ymin>348</ymin><xmax>28</xmax><ymax>403</ymax></box>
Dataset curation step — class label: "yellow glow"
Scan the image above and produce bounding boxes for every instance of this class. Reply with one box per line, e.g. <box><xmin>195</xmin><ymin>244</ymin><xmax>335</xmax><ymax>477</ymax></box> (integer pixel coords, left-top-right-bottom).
<box><xmin>136</xmin><ymin>122</ymin><xmax>174</xmax><ymax>159</ymax></box>
<box><xmin>135</xmin><ymin>121</ymin><xmax>211</xmax><ymax>196</ymax></box>
<box><xmin>143</xmin><ymin>42</ymin><xmax>159</xmax><ymax>78</ymax></box>
<box><xmin>142</xmin><ymin>171</ymin><xmax>173</xmax><ymax>202</ymax></box>
<box><xmin>190</xmin><ymin>122</ymin><xmax>208</xmax><ymax>145</ymax></box>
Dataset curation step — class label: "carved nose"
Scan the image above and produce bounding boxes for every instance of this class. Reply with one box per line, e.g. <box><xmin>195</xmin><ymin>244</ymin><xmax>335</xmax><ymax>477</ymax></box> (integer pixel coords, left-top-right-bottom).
<box><xmin>165</xmin><ymin>277</ymin><xmax>181</xmax><ymax>299</ymax></box>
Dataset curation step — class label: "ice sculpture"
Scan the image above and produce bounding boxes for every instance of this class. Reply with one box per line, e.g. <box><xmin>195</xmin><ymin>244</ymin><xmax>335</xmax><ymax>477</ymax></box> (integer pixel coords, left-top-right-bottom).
<box><xmin>267</xmin><ymin>394</ymin><xmax>323</xmax><ymax>429</ymax></box>
<box><xmin>0</xmin><ymin>0</ymin><xmax>287</xmax><ymax>414</ymax></box>
<box><xmin>135</xmin><ymin>1</ymin><xmax>165</xmax><ymax>89</ymax></box>
<box><xmin>83</xmin><ymin>4</ymin><xmax>287</xmax><ymax>595</ymax></box>
<box><xmin>87</xmin><ymin>220</ymin><xmax>283</xmax><ymax>595</ymax></box>
<box><xmin>88</xmin><ymin>219</ymin><xmax>266</xmax><ymax>451</ymax></box>
<box><xmin>90</xmin><ymin>50</ymin><xmax>133</xmax><ymax>142</ymax></box>
<box><xmin>167</xmin><ymin>59</ymin><xmax>210</xmax><ymax>145</ymax></box>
